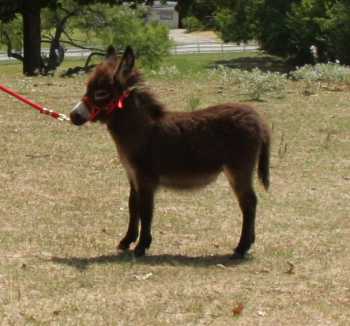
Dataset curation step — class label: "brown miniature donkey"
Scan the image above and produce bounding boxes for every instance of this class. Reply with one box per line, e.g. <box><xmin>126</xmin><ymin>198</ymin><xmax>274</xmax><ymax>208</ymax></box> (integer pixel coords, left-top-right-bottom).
<box><xmin>70</xmin><ymin>46</ymin><xmax>271</xmax><ymax>259</ymax></box>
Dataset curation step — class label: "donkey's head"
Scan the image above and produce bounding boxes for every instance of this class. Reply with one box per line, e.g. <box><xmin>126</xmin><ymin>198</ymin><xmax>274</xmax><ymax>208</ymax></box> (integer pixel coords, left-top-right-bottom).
<box><xmin>70</xmin><ymin>46</ymin><xmax>138</xmax><ymax>125</ymax></box>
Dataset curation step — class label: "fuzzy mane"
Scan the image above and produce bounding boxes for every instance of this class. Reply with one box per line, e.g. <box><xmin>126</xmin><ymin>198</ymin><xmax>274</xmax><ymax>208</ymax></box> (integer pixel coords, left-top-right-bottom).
<box><xmin>134</xmin><ymin>87</ymin><xmax>166</xmax><ymax>119</ymax></box>
<box><xmin>120</xmin><ymin>63</ymin><xmax>166</xmax><ymax>119</ymax></box>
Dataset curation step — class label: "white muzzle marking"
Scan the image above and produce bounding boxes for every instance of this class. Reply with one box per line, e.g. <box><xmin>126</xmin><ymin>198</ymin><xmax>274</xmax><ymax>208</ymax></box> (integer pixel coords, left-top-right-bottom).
<box><xmin>71</xmin><ymin>101</ymin><xmax>91</xmax><ymax>121</ymax></box>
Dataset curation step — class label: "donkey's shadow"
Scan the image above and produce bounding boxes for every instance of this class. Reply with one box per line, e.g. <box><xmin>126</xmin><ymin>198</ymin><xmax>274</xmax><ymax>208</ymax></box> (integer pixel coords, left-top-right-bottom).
<box><xmin>50</xmin><ymin>252</ymin><xmax>251</xmax><ymax>271</ymax></box>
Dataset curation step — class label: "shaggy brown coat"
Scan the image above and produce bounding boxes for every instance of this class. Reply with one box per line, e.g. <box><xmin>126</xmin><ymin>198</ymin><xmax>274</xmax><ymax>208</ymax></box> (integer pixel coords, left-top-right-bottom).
<box><xmin>70</xmin><ymin>46</ymin><xmax>271</xmax><ymax>258</ymax></box>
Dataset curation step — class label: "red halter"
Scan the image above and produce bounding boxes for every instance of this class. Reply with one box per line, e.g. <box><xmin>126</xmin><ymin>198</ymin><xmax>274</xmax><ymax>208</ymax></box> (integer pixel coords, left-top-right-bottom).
<box><xmin>82</xmin><ymin>90</ymin><xmax>130</xmax><ymax>122</ymax></box>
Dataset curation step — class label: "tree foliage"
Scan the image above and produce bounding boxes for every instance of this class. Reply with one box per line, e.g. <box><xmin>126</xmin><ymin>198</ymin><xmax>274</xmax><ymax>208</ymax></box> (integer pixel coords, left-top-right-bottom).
<box><xmin>214</xmin><ymin>0</ymin><xmax>350</xmax><ymax>65</ymax></box>
<box><xmin>182</xmin><ymin>16</ymin><xmax>204</xmax><ymax>32</ymax></box>
<box><xmin>0</xmin><ymin>0</ymin><xmax>57</xmax><ymax>20</ymax></box>
<box><xmin>312</xmin><ymin>0</ymin><xmax>350</xmax><ymax>63</ymax></box>
<box><xmin>215</xmin><ymin>0</ymin><xmax>260</xmax><ymax>43</ymax></box>
<box><xmin>0</xmin><ymin>16</ymin><xmax>22</xmax><ymax>51</ymax></box>
<box><xmin>75</xmin><ymin>4</ymin><xmax>172</xmax><ymax>68</ymax></box>
<box><xmin>0</xmin><ymin>0</ymin><xmax>171</xmax><ymax>74</ymax></box>
<box><xmin>176</xmin><ymin>0</ymin><xmax>216</xmax><ymax>28</ymax></box>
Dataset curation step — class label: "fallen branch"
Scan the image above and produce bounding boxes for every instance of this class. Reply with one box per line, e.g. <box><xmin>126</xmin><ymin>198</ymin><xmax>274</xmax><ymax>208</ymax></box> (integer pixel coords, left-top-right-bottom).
<box><xmin>60</xmin><ymin>51</ymin><xmax>105</xmax><ymax>77</ymax></box>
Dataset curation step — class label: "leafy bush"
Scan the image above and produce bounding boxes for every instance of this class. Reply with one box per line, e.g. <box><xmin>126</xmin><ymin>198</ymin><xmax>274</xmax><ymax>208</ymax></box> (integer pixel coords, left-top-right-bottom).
<box><xmin>255</xmin><ymin>0</ymin><xmax>294</xmax><ymax>59</ymax></box>
<box><xmin>291</xmin><ymin>62</ymin><xmax>350</xmax><ymax>95</ymax></box>
<box><xmin>0</xmin><ymin>16</ymin><xmax>22</xmax><ymax>51</ymax></box>
<box><xmin>214</xmin><ymin>0</ymin><xmax>350</xmax><ymax>65</ymax></box>
<box><xmin>291</xmin><ymin>63</ymin><xmax>350</xmax><ymax>83</ymax></box>
<box><xmin>182</xmin><ymin>16</ymin><xmax>203</xmax><ymax>33</ymax></box>
<box><xmin>214</xmin><ymin>9</ymin><xmax>235</xmax><ymax>43</ymax></box>
<box><xmin>77</xmin><ymin>5</ymin><xmax>172</xmax><ymax>69</ymax></box>
<box><xmin>239</xmin><ymin>68</ymin><xmax>288</xmax><ymax>101</ymax></box>
<box><xmin>212</xmin><ymin>65</ymin><xmax>242</xmax><ymax>84</ymax></box>
<box><xmin>214</xmin><ymin>4</ymin><xmax>256</xmax><ymax>43</ymax></box>
<box><xmin>259</xmin><ymin>0</ymin><xmax>350</xmax><ymax>65</ymax></box>
<box><xmin>324</xmin><ymin>2</ymin><xmax>350</xmax><ymax>65</ymax></box>
<box><xmin>212</xmin><ymin>65</ymin><xmax>287</xmax><ymax>101</ymax></box>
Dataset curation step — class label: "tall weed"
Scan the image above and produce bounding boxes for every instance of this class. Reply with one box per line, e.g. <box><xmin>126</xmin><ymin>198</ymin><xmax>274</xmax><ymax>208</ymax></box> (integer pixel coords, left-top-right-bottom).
<box><xmin>187</xmin><ymin>95</ymin><xmax>201</xmax><ymax>112</ymax></box>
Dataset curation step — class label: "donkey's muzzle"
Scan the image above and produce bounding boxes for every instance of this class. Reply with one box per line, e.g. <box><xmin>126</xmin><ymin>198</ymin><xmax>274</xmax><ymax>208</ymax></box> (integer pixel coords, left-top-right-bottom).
<box><xmin>70</xmin><ymin>101</ymin><xmax>90</xmax><ymax>126</ymax></box>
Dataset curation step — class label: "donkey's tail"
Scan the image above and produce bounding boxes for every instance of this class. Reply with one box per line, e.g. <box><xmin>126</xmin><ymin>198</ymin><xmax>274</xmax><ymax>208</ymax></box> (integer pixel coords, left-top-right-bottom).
<box><xmin>258</xmin><ymin>128</ymin><xmax>271</xmax><ymax>191</ymax></box>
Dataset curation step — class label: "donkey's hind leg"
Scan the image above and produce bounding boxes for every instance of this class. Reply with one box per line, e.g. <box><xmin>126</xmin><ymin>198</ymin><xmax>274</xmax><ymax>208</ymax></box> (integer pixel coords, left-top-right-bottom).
<box><xmin>118</xmin><ymin>184</ymin><xmax>139</xmax><ymax>251</ymax></box>
<box><xmin>224</xmin><ymin>166</ymin><xmax>258</xmax><ymax>259</ymax></box>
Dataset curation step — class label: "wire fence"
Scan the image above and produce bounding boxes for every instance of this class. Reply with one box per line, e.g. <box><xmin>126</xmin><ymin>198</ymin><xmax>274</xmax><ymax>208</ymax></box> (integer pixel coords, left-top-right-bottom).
<box><xmin>0</xmin><ymin>42</ymin><xmax>259</xmax><ymax>62</ymax></box>
<box><xmin>171</xmin><ymin>42</ymin><xmax>259</xmax><ymax>55</ymax></box>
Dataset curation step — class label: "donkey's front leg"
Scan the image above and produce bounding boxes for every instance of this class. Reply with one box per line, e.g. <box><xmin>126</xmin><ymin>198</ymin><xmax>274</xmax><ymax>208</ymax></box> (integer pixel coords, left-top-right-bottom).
<box><xmin>118</xmin><ymin>185</ymin><xmax>139</xmax><ymax>251</ymax></box>
<box><xmin>134</xmin><ymin>187</ymin><xmax>155</xmax><ymax>257</ymax></box>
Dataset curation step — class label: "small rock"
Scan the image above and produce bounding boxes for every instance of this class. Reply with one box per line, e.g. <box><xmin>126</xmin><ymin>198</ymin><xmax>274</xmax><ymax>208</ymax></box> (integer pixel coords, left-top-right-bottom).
<box><xmin>134</xmin><ymin>272</ymin><xmax>153</xmax><ymax>281</ymax></box>
<box><xmin>257</xmin><ymin>310</ymin><xmax>266</xmax><ymax>317</ymax></box>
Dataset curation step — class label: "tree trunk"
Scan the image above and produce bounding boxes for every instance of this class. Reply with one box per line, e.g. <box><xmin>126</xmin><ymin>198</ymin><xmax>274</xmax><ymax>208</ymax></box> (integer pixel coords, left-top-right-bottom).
<box><xmin>22</xmin><ymin>3</ymin><xmax>42</xmax><ymax>76</ymax></box>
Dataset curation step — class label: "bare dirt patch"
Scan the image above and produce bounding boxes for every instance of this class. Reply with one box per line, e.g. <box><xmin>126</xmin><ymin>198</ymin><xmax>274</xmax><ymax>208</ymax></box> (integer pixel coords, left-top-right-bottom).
<box><xmin>170</xmin><ymin>28</ymin><xmax>220</xmax><ymax>44</ymax></box>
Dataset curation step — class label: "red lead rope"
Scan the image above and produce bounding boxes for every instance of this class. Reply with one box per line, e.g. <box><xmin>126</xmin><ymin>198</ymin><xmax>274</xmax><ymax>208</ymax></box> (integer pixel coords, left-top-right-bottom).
<box><xmin>0</xmin><ymin>82</ymin><xmax>70</xmax><ymax>122</ymax></box>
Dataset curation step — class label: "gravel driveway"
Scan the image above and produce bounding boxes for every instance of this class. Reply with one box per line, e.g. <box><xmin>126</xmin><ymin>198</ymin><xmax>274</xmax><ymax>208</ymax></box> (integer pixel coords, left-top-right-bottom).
<box><xmin>169</xmin><ymin>29</ymin><xmax>220</xmax><ymax>44</ymax></box>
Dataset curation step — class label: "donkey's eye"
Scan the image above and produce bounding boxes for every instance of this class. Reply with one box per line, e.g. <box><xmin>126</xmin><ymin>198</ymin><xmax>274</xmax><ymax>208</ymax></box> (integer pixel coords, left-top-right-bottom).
<box><xmin>94</xmin><ymin>90</ymin><xmax>110</xmax><ymax>101</ymax></box>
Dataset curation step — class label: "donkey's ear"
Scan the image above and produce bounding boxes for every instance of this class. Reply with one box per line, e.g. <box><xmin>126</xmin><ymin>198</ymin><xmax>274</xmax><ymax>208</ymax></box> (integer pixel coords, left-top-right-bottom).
<box><xmin>115</xmin><ymin>46</ymin><xmax>135</xmax><ymax>81</ymax></box>
<box><xmin>106</xmin><ymin>45</ymin><xmax>117</xmax><ymax>61</ymax></box>
<box><xmin>121</xmin><ymin>46</ymin><xmax>135</xmax><ymax>73</ymax></box>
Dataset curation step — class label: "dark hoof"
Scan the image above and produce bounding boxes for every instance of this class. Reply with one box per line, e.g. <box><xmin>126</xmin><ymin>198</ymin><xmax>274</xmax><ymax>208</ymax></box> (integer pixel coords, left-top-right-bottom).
<box><xmin>117</xmin><ymin>240</ymin><xmax>131</xmax><ymax>251</ymax></box>
<box><xmin>134</xmin><ymin>245</ymin><xmax>146</xmax><ymax>257</ymax></box>
<box><xmin>231</xmin><ymin>250</ymin><xmax>247</xmax><ymax>260</ymax></box>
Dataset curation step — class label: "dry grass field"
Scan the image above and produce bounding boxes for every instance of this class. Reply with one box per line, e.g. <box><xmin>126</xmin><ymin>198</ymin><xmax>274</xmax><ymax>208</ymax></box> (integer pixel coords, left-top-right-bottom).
<box><xmin>0</xmin><ymin>54</ymin><xmax>349</xmax><ymax>325</ymax></box>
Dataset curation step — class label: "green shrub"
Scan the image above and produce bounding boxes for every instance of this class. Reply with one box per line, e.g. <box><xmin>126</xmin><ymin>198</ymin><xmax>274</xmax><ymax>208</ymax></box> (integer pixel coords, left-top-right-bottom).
<box><xmin>182</xmin><ymin>16</ymin><xmax>203</xmax><ymax>33</ymax></box>
<box><xmin>291</xmin><ymin>62</ymin><xmax>350</xmax><ymax>95</ymax></box>
<box><xmin>257</xmin><ymin>0</ymin><xmax>350</xmax><ymax>65</ymax></box>
<box><xmin>212</xmin><ymin>65</ymin><xmax>242</xmax><ymax>84</ymax></box>
<box><xmin>214</xmin><ymin>0</ymin><xmax>350</xmax><ymax>65</ymax></box>
<box><xmin>214</xmin><ymin>5</ymin><xmax>256</xmax><ymax>44</ymax></box>
<box><xmin>291</xmin><ymin>63</ymin><xmax>350</xmax><ymax>83</ymax></box>
<box><xmin>79</xmin><ymin>5</ymin><xmax>172</xmax><ymax>69</ymax></box>
<box><xmin>0</xmin><ymin>16</ymin><xmax>22</xmax><ymax>51</ymax></box>
<box><xmin>212</xmin><ymin>66</ymin><xmax>287</xmax><ymax>101</ymax></box>
<box><xmin>239</xmin><ymin>68</ymin><xmax>287</xmax><ymax>101</ymax></box>
<box><xmin>324</xmin><ymin>2</ymin><xmax>350</xmax><ymax>65</ymax></box>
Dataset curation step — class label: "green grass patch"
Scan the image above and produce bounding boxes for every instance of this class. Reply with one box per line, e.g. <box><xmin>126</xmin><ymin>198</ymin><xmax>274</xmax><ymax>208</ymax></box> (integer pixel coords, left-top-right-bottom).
<box><xmin>146</xmin><ymin>51</ymin><xmax>264</xmax><ymax>78</ymax></box>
